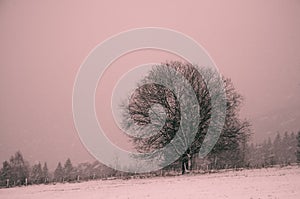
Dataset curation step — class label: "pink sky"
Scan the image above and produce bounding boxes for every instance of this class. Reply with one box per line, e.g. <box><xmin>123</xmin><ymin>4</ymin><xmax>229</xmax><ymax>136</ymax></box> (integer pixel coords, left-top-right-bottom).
<box><xmin>1</xmin><ymin>0</ymin><xmax>299</xmax><ymax>169</ymax></box>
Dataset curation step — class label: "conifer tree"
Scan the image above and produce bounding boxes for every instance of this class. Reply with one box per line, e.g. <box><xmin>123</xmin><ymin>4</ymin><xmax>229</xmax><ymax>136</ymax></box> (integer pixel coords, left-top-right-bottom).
<box><xmin>54</xmin><ymin>162</ymin><xmax>63</xmax><ymax>182</ymax></box>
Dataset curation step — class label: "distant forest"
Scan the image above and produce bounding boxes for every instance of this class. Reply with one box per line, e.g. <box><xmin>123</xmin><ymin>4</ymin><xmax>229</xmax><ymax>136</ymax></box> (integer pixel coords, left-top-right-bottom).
<box><xmin>1</xmin><ymin>131</ymin><xmax>300</xmax><ymax>188</ymax></box>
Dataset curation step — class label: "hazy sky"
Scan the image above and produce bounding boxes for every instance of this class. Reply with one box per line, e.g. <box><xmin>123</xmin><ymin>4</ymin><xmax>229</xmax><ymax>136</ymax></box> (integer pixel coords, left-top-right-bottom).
<box><xmin>1</xmin><ymin>0</ymin><xmax>299</xmax><ymax>169</ymax></box>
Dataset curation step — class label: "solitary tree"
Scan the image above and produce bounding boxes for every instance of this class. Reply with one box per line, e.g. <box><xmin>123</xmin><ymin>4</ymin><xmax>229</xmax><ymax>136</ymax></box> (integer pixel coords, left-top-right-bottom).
<box><xmin>122</xmin><ymin>61</ymin><xmax>250</xmax><ymax>173</ymax></box>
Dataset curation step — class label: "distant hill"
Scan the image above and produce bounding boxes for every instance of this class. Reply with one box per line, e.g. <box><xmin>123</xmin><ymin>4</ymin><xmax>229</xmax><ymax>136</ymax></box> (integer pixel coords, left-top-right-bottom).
<box><xmin>250</xmin><ymin>100</ymin><xmax>300</xmax><ymax>143</ymax></box>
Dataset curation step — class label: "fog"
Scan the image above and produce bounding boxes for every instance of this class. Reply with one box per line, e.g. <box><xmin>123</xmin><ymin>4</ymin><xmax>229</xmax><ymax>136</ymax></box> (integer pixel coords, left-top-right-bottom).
<box><xmin>0</xmin><ymin>0</ymin><xmax>299</xmax><ymax>169</ymax></box>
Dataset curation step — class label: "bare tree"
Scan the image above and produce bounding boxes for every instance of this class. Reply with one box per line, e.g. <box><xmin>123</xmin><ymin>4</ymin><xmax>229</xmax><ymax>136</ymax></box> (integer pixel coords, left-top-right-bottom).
<box><xmin>122</xmin><ymin>61</ymin><xmax>251</xmax><ymax>173</ymax></box>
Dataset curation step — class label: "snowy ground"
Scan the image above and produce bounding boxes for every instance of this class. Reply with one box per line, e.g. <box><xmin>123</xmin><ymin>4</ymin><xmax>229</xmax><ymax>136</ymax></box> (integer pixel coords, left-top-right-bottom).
<box><xmin>1</xmin><ymin>166</ymin><xmax>299</xmax><ymax>199</ymax></box>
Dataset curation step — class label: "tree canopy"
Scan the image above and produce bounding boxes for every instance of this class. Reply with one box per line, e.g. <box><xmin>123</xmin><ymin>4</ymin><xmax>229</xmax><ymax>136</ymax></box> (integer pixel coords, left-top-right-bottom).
<box><xmin>122</xmin><ymin>61</ymin><xmax>251</xmax><ymax>170</ymax></box>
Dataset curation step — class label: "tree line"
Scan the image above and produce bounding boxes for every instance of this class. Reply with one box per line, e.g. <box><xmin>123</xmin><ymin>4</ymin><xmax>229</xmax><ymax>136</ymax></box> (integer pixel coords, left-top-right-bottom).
<box><xmin>0</xmin><ymin>151</ymin><xmax>151</xmax><ymax>188</ymax></box>
<box><xmin>1</xmin><ymin>130</ymin><xmax>299</xmax><ymax>188</ymax></box>
<box><xmin>244</xmin><ymin>131</ymin><xmax>300</xmax><ymax>168</ymax></box>
<box><xmin>0</xmin><ymin>151</ymin><xmax>50</xmax><ymax>187</ymax></box>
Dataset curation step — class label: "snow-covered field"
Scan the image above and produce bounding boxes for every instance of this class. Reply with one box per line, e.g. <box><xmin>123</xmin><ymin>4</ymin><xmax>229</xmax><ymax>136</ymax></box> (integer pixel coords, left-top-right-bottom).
<box><xmin>1</xmin><ymin>166</ymin><xmax>299</xmax><ymax>199</ymax></box>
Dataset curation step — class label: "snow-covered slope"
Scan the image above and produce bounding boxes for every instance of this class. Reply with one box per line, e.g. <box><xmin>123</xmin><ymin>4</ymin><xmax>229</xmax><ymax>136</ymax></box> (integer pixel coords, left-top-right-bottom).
<box><xmin>1</xmin><ymin>166</ymin><xmax>299</xmax><ymax>199</ymax></box>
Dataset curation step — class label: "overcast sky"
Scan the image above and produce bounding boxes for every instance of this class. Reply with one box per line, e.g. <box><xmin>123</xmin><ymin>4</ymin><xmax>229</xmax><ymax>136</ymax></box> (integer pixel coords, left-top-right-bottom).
<box><xmin>1</xmin><ymin>0</ymin><xmax>299</xmax><ymax>169</ymax></box>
